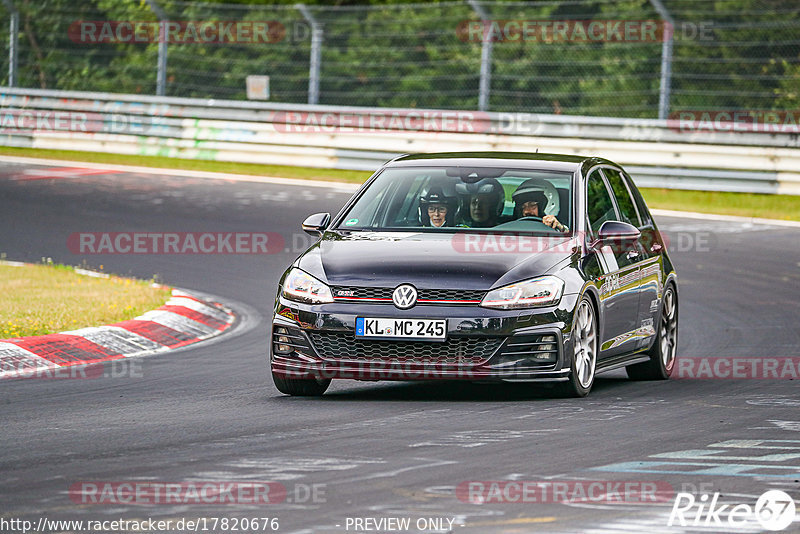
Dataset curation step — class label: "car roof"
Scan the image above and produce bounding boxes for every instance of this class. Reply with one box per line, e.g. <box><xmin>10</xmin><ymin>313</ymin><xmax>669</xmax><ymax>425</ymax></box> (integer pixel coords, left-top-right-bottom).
<box><xmin>385</xmin><ymin>152</ymin><xmax>615</xmax><ymax>173</ymax></box>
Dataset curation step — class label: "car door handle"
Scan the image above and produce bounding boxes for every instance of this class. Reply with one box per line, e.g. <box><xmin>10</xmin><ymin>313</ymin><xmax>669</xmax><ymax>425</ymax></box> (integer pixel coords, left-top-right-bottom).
<box><xmin>626</xmin><ymin>249</ymin><xmax>640</xmax><ymax>260</ymax></box>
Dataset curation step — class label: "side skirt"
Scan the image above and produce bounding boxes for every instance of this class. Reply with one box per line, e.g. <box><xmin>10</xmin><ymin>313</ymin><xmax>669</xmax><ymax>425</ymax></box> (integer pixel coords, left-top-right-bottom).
<box><xmin>596</xmin><ymin>352</ymin><xmax>650</xmax><ymax>374</ymax></box>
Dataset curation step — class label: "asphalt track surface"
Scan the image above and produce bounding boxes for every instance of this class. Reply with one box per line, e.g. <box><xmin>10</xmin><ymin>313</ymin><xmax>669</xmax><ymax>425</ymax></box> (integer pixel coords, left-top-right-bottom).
<box><xmin>0</xmin><ymin>161</ymin><xmax>799</xmax><ymax>534</ymax></box>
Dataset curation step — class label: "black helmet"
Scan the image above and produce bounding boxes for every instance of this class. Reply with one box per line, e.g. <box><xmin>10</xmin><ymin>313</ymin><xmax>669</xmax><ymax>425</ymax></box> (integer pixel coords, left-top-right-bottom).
<box><xmin>512</xmin><ymin>178</ymin><xmax>559</xmax><ymax>218</ymax></box>
<box><xmin>456</xmin><ymin>177</ymin><xmax>505</xmax><ymax>227</ymax></box>
<box><xmin>418</xmin><ymin>185</ymin><xmax>457</xmax><ymax>227</ymax></box>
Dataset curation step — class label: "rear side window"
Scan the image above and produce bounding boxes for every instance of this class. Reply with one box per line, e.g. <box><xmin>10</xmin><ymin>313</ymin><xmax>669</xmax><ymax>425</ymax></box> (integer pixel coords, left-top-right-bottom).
<box><xmin>624</xmin><ymin>172</ymin><xmax>653</xmax><ymax>227</ymax></box>
<box><xmin>603</xmin><ymin>168</ymin><xmax>640</xmax><ymax>227</ymax></box>
<box><xmin>586</xmin><ymin>170</ymin><xmax>616</xmax><ymax>234</ymax></box>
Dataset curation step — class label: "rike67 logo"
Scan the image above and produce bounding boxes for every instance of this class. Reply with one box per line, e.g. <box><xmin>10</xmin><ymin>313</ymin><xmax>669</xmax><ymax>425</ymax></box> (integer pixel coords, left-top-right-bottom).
<box><xmin>669</xmin><ymin>490</ymin><xmax>796</xmax><ymax>531</ymax></box>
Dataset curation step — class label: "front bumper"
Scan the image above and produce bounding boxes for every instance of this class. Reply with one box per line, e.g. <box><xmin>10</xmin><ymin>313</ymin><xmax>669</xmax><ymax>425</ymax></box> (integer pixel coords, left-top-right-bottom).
<box><xmin>269</xmin><ymin>295</ymin><xmax>578</xmax><ymax>382</ymax></box>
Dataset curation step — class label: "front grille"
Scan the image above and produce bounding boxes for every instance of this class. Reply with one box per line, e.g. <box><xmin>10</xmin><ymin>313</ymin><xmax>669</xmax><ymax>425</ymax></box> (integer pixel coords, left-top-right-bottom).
<box><xmin>331</xmin><ymin>286</ymin><xmax>485</xmax><ymax>304</ymax></box>
<box><xmin>332</xmin><ymin>287</ymin><xmax>392</xmax><ymax>300</ymax></box>
<box><xmin>418</xmin><ymin>289</ymin><xmax>485</xmax><ymax>302</ymax></box>
<box><xmin>307</xmin><ymin>332</ymin><xmax>502</xmax><ymax>366</ymax></box>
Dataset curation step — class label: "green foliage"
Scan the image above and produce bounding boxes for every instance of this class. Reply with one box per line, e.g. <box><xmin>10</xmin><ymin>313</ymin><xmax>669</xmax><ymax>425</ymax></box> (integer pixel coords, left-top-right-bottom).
<box><xmin>0</xmin><ymin>0</ymin><xmax>797</xmax><ymax>117</ymax></box>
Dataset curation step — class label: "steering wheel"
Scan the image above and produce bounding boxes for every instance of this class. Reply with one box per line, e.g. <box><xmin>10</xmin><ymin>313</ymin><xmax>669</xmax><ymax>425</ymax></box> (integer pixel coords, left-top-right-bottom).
<box><xmin>517</xmin><ymin>216</ymin><xmax>543</xmax><ymax>222</ymax></box>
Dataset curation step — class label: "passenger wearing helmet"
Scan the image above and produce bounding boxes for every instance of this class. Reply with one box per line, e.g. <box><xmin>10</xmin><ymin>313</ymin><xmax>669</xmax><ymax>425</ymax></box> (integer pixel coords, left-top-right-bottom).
<box><xmin>456</xmin><ymin>177</ymin><xmax>505</xmax><ymax>228</ymax></box>
<box><xmin>419</xmin><ymin>185</ymin><xmax>457</xmax><ymax>227</ymax></box>
<box><xmin>512</xmin><ymin>179</ymin><xmax>568</xmax><ymax>232</ymax></box>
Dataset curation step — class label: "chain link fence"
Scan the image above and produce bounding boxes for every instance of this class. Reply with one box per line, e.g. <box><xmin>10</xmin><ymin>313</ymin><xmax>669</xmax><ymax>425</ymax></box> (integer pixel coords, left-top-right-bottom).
<box><xmin>0</xmin><ymin>0</ymin><xmax>798</xmax><ymax>118</ymax></box>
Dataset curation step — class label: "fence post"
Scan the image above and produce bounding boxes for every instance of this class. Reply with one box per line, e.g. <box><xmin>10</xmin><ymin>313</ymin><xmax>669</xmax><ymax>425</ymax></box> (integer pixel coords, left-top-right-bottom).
<box><xmin>296</xmin><ymin>4</ymin><xmax>322</xmax><ymax>105</ymax></box>
<box><xmin>467</xmin><ymin>0</ymin><xmax>492</xmax><ymax>111</ymax></box>
<box><xmin>648</xmin><ymin>0</ymin><xmax>674</xmax><ymax>120</ymax></box>
<box><xmin>145</xmin><ymin>0</ymin><xmax>168</xmax><ymax>97</ymax></box>
<box><xmin>1</xmin><ymin>0</ymin><xmax>18</xmax><ymax>87</ymax></box>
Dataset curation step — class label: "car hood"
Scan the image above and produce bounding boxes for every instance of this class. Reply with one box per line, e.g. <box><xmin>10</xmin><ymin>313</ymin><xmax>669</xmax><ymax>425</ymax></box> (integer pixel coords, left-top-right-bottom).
<box><xmin>296</xmin><ymin>231</ymin><xmax>576</xmax><ymax>290</ymax></box>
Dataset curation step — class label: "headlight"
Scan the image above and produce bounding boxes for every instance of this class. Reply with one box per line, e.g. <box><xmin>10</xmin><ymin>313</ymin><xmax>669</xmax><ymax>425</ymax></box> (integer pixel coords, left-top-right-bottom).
<box><xmin>282</xmin><ymin>268</ymin><xmax>334</xmax><ymax>304</ymax></box>
<box><xmin>481</xmin><ymin>276</ymin><xmax>564</xmax><ymax>309</ymax></box>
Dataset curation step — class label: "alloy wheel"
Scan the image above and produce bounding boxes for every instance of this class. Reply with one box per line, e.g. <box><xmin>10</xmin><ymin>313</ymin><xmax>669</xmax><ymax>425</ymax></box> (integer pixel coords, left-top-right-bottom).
<box><xmin>573</xmin><ymin>300</ymin><xmax>597</xmax><ymax>389</ymax></box>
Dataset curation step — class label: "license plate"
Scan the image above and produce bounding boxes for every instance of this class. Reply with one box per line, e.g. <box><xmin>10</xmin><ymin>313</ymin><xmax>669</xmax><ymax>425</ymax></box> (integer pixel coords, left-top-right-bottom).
<box><xmin>355</xmin><ymin>317</ymin><xmax>446</xmax><ymax>341</ymax></box>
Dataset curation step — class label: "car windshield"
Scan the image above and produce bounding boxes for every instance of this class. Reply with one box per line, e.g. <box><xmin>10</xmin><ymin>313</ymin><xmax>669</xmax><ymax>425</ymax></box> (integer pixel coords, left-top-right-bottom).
<box><xmin>336</xmin><ymin>166</ymin><xmax>573</xmax><ymax>234</ymax></box>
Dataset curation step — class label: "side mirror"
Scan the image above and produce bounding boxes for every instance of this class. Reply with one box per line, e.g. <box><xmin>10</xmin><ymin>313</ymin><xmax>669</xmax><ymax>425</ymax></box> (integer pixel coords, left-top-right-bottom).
<box><xmin>591</xmin><ymin>220</ymin><xmax>640</xmax><ymax>249</ymax></box>
<box><xmin>302</xmin><ymin>212</ymin><xmax>330</xmax><ymax>236</ymax></box>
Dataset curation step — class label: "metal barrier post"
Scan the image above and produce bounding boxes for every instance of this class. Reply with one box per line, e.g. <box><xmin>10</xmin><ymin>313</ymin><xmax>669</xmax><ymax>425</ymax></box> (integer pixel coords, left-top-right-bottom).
<box><xmin>296</xmin><ymin>4</ymin><xmax>322</xmax><ymax>105</ymax></box>
<box><xmin>468</xmin><ymin>0</ymin><xmax>492</xmax><ymax>112</ymax></box>
<box><xmin>145</xmin><ymin>0</ymin><xmax>168</xmax><ymax>97</ymax></box>
<box><xmin>649</xmin><ymin>0</ymin><xmax>674</xmax><ymax>120</ymax></box>
<box><xmin>1</xmin><ymin>0</ymin><xmax>18</xmax><ymax>87</ymax></box>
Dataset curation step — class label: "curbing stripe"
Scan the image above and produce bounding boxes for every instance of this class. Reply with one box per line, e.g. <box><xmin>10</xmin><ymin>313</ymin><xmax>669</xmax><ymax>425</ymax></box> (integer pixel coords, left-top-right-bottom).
<box><xmin>0</xmin><ymin>287</ymin><xmax>237</xmax><ymax>381</ymax></box>
<box><xmin>60</xmin><ymin>326</ymin><xmax>168</xmax><ymax>357</ymax></box>
<box><xmin>166</xmin><ymin>296</ymin><xmax>232</xmax><ymax>323</ymax></box>
<box><xmin>8</xmin><ymin>334</ymin><xmax>122</xmax><ymax>366</ymax></box>
<box><xmin>113</xmin><ymin>319</ymin><xmax>199</xmax><ymax>348</ymax></box>
<box><xmin>158</xmin><ymin>305</ymin><xmax>229</xmax><ymax>331</ymax></box>
<box><xmin>137</xmin><ymin>310</ymin><xmax>219</xmax><ymax>339</ymax></box>
<box><xmin>0</xmin><ymin>342</ymin><xmax>60</xmax><ymax>378</ymax></box>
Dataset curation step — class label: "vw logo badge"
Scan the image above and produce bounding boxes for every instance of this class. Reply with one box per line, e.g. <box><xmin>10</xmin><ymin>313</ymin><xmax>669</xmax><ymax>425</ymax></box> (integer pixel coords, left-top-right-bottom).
<box><xmin>392</xmin><ymin>284</ymin><xmax>417</xmax><ymax>309</ymax></box>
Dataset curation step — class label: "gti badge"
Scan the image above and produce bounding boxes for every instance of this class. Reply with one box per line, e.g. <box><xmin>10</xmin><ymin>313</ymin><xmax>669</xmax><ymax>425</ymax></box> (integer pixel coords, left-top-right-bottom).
<box><xmin>392</xmin><ymin>284</ymin><xmax>417</xmax><ymax>309</ymax></box>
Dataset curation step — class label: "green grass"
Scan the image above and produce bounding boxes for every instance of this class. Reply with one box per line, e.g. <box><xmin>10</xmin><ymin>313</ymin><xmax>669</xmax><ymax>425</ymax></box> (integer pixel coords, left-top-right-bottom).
<box><xmin>640</xmin><ymin>188</ymin><xmax>800</xmax><ymax>221</ymax></box>
<box><xmin>2</xmin><ymin>146</ymin><xmax>799</xmax><ymax>221</ymax></box>
<box><xmin>0</xmin><ymin>262</ymin><xmax>171</xmax><ymax>339</ymax></box>
<box><xmin>0</xmin><ymin>146</ymin><xmax>371</xmax><ymax>184</ymax></box>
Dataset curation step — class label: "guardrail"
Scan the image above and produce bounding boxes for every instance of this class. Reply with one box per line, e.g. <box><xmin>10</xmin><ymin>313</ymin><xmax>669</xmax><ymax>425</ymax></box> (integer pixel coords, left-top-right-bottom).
<box><xmin>1</xmin><ymin>87</ymin><xmax>799</xmax><ymax>195</ymax></box>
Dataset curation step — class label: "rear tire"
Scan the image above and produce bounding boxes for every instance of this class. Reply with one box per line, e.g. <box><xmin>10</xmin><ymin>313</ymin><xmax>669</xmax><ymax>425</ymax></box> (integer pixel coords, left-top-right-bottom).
<box><xmin>558</xmin><ymin>296</ymin><xmax>597</xmax><ymax>398</ymax></box>
<box><xmin>272</xmin><ymin>372</ymin><xmax>331</xmax><ymax>396</ymax></box>
<box><xmin>626</xmin><ymin>284</ymin><xmax>678</xmax><ymax>380</ymax></box>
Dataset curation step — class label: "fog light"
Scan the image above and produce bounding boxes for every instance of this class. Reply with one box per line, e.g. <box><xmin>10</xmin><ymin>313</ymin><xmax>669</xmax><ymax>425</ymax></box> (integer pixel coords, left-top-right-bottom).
<box><xmin>539</xmin><ymin>334</ymin><xmax>557</xmax><ymax>352</ymax></box>
<box><xmin>530</xmin><ymin>351</ymin><xmax>557</xmax><ymax>363</ymax></box>
<box><xmin>274</xmin><ymin>327</ymin><xmax>292</xmax><ymax>354</ymax></box>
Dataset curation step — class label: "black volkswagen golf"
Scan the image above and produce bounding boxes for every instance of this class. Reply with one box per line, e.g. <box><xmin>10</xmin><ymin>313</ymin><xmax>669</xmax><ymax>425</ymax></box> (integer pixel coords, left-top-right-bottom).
<box><xmin>270</xmin><ymin>152</ymin><xmax>678</xmax><ymax>397</ymax></box>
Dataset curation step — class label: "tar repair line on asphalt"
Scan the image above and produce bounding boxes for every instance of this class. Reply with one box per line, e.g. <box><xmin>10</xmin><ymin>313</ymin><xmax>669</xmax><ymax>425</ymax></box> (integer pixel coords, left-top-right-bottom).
<box><xmin>0</xmin><ymin>155</ymin><xmax>361</xmax><ymax>192</ymax></box>
<box><xmin>3</xmin><ymin>154</ymin><xmax>797</xmax><ymax>228</ymax></box>
<box><xmin>650</xmin><ymin>208</ymin><xmax>800</xmax><ymax>229</ymax></box>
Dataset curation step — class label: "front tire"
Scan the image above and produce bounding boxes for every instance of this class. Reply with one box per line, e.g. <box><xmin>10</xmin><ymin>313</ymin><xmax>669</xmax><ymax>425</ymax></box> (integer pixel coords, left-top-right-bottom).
<box><xmin>272</xmin><ymin>372</ymin><xmax>331</xmax><ymax>396</ymax></box>
<box><xmin>559</xmin><ymin>296</ymin><xmax>597</xmax><ymax>398</ymax></box>
<box><xmin>626</xmin><ymin>284</ymin><xmax>678</xmax><ymax>380</ymax></box>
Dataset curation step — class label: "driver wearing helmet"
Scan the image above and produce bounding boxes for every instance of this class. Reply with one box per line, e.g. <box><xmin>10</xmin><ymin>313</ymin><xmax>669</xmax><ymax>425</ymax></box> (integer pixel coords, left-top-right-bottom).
<box><xmin>456</xmin><ymin>177</ymin><xmax>505</xmax><ymax>228</ymax></box>
<box><xmin>512</xmin><ymin>180</ymin><xmax>568</xmax><ymax>232</ymax></box>
<box><xmin>419</xmin><ymin>185</ymin><xmax>457</xmax><ymax>227</ymax></box>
